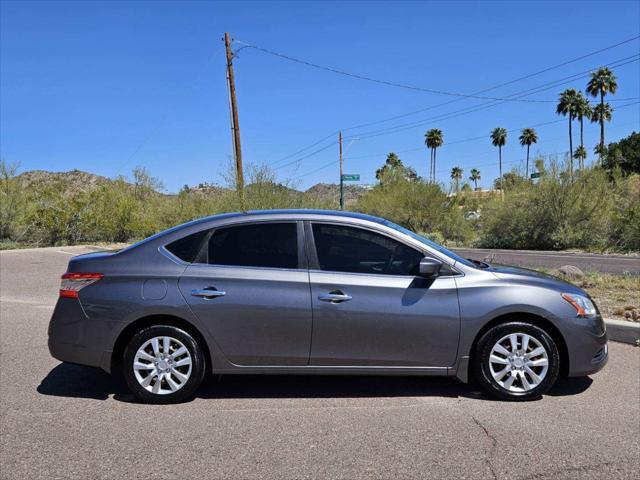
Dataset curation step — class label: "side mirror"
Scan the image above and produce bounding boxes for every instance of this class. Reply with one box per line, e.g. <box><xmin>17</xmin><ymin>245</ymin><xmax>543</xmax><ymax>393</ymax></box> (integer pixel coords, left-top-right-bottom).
<box><xmin>418</xmin><ymin>257</ymin><xmax>442</xmax><ymax>278</ymax></box>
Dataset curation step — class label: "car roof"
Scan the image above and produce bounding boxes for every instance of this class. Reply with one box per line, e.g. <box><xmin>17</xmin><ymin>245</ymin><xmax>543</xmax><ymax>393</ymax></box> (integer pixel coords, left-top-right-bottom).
<box><xmin>121</xmin><ymin>209</ymin><xmax>388</xmax><ymax>254</ymax></box>
<box><xmin>186</xmin><ymin>209</ymin><xmax>387</xmax><ymax>227</ymax></box>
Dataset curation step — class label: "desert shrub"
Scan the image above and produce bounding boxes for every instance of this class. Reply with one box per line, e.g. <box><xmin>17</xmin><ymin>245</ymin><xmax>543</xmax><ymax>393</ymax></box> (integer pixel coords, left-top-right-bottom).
<box><xmin>611</xmin><ymin>174</ymin><xmax>640</xmax><ymax>250</ymax></box>
<box><xmin>479</xmin><ymin>165</ymin><xmax>616</xmax><ymax>250</ymax></box>
<box><xmin>85</xmin><ymin>179</ymin><xmax>144</xmax><ymax>242</ymax></box>
<box><xmin>3</xmin><ymin>157</ymin><xmax>639</xmax><ymax>252</ymax></box>
<box><xmin>22</xmin><ymin>180</ymin><xmax>94</xmax><ymax>245</ymax></box>
<box><xmin>354</xmin><ymin>172</ymin><xmax>474</xmax><ymax>245</ymax></box>
<box><xmin>0</xmin><ymin>160</ymin><xmax>25</xmax><ymax>240</ymax></box>
<box><xmin>215</xmin><ymin>162</ymin><xmax>331</xmax><ymax>212</ymax></box>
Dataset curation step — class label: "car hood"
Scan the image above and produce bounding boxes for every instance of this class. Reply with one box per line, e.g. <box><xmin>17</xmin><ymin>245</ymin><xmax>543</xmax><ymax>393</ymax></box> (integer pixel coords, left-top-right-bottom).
<box><xmin>487</xmin><ymin>264</ymin><xmax>585</xmax><ymax>294</ymax></box>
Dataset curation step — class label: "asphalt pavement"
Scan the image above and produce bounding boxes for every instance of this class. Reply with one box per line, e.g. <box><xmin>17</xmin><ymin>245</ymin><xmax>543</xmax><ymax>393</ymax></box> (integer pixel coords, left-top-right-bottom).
<box><xmin>452</xmin><ymin>248</ymin><xmax>640</xmax><ymax>275</ymax></box>
<box><xmin>1</xmin><ymin>246</ymin><xmax>639</xmax><ymax>480</ymax></box>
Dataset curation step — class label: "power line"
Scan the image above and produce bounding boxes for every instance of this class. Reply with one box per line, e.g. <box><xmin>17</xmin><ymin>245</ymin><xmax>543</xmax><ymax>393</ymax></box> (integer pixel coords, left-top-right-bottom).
<box><xmin>340</xmin><ymin>35</ymin><xmax>640</xmax><ymax>132</ymax></box>
<box><xmin>347</xmin><ymin>55</ymin><xmax>640</xmax><ymax>140</ymax></box>
<box><xmin>269</xmin><ymin>61</ymin><xmax>637</xmax><ymax>173</ymax></box>
<box><xmin>345</xmin><ymin>101</ymin><xmax>640</xmax><ymax>161</ymax></box>
<box><xmin>291</xmin><ymin>109</ymin><xmax>640</xmax><ymax>184</ymax></box>
<box><xmin>273</xmin><ymin>141</ymin><xmax>336</xmax><ymax>171</ymax></box>
<box><xmin>296</xmin><ymin>101</ymin><xmax>640</xmax><ymax>174</ymax></box>
<box><xmin>350</xmin><ymin>55</ymin><xmax>640</xmax><ymax>139</ymax></box>
<box><xmin>257</xmin><ymin>37</ymin><xmax>639</xmax><ymax>172</ymax></box>
<box><xmin>235</xmin><ymin>39</ymin><xmax>568</xmax><ymax>104</ymax></box>
<box><xmin>268</xmin><ymin>55</ymin><xmax>637</xmax><ymax>168</ymax></box>
<box><xmin>345</xmin><ymin>120</ymin><xmax>563</xmax><ymax>161</ymax></box>
<box><xmin>293</xmin><ymin>159</ymin><xmax>339</xmax><ymax>179</ymax></box>
<box><xmin>269</xmin><ymin>130</ymin><xmax>339</xmax><ymax>167</ymax></box>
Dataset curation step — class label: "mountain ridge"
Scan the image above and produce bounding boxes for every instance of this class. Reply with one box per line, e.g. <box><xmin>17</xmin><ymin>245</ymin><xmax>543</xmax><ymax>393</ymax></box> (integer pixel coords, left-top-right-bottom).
<box><xmin>16</xmin><ymin>169</ymin><xmax>371</xmax><ymax>204</ymax></box>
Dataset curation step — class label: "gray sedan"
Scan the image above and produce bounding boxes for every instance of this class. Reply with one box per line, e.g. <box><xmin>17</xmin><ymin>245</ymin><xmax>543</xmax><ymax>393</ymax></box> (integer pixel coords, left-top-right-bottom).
<box><xmin>48</xmin><ymin>210</ymin><xmax>608</xmax><ymax>403</ymax></box>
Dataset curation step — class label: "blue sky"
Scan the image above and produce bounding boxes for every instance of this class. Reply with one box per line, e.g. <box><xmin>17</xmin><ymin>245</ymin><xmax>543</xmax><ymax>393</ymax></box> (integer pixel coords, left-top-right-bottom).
<box><xmin>1</xmin><ymin>0</ymin><xmax>639</xmax><ymax>192</ymax></box>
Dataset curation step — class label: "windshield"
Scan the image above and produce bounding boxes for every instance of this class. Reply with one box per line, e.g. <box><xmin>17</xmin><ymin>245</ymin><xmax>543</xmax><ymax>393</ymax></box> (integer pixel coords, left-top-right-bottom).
<box><xmin>382</xmin><ymin>220</ymin><xmax>477</xmax><ymax>268</ymax></box>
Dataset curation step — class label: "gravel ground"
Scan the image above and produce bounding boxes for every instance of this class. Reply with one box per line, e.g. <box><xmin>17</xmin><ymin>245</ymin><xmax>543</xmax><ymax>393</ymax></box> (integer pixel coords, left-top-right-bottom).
<box><xmin>1</xmin><ymin>246</ymin><xmax>638</xmax><ymax>480</ymax></box>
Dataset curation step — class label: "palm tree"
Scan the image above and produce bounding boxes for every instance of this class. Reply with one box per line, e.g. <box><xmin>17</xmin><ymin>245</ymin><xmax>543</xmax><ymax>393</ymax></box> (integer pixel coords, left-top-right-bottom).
<box><xmin>573</xmin><ymin>92</ymin><xmax>592</xmax><ymax>150</ymax></box>
<box><xmin>518</xmin><ymin>128</ymin><xmax>538</xmax><ymax>178</ymax></box>
<box><xmin>573</xmin><ymin>146</ymin><xmax>587</xmax><ymax>170</ymax></box>
<box><xmin>450</xmin><ymin>166</ymin><xmax>463</xmax><ymax>192</ymax></box>
<box><xmin>586</xmin><ymin>67</ymin><xmax>618</xmax><ymax>158</ymax></box>
<box><xmin>424</xmin><ymin>128</ymin><xmax>444</xmax><ymax>182</ymax></box>
<box><xmin>590</xmin><ymin>103</ymin><xmax>613</xmax><ymax>159</ymax></box>
<box><xmin>556</xmin><ymin>89</ymin><xmax>580</xmax><ymax>166</ymax></box>
<box><xmin>469</xmin><ymin>168</ymin><xmax>481</xmax><ymax>190</ymax></box>
<box><xmin>490</xmin><ymin>127</ymin><xmax>507</xmax><ymax>192</ymax></box>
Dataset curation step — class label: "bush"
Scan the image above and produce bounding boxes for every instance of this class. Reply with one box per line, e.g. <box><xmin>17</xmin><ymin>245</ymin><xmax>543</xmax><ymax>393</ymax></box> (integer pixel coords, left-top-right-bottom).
<box><xmin>479</xmin><ymin>165</ymin><xmax>616</xmax><ymax>250</ymax></box>
<box><xmin>20</xmin><ymin>180</ymin><xmax>87</xmax><ymax>245</ymax></box>
<box><xmin>2</xmin><ymin>159</ymin><xmax>639</xmax><ymax>252</ymax></box>
<box><xmin>611</xmin><ymin>174</ymin><xmax>640</xmax><ymax>250</ymax></box>
<box><xmin>0</xmin><ymin>160</ymin><xmax>24</xmax><ymax>240</ymax></box>
<box><xmin>354</xmin><ymin>172</ymin><xmax>474</xmax><ymax>245</ymax></box>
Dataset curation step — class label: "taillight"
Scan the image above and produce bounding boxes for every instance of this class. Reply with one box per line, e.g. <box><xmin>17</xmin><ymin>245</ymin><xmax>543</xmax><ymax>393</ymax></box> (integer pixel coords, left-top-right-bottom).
<box><xmin>59</xmin><ymin>272</ymin><xmax>103</xmax><ymax>298</ymax></box>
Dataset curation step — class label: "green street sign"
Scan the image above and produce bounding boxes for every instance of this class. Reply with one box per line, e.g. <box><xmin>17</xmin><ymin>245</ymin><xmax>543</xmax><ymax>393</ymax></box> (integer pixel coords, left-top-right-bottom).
<box><xmin>341</xmin><ymin>174</ymin><xmax>360</xmax><ymax>181</ymax></box>
<box><xmin>530</xmin><ymin>172</ymin><xmax>541</xmax><ymax>179</ymax></box>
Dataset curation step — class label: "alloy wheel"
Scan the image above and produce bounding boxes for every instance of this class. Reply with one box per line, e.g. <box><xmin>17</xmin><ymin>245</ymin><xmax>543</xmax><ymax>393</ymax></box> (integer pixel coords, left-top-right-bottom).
<box><xmin>133</xmin><ymin>336</ymin><xmax>193</xmax><ymax>395</ymax></box>
<box><xmin>488</xmin><ymin>333</ymin><xmax>549</xmax><ymax>393</ymax></box>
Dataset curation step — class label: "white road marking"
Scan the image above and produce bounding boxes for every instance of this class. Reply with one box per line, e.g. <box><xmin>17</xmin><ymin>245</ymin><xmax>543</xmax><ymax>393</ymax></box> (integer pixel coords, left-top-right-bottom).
<box><xmin>0</xmin><ymin>297</ymin><xmax>56</xmax><ymax>307</ymax></box>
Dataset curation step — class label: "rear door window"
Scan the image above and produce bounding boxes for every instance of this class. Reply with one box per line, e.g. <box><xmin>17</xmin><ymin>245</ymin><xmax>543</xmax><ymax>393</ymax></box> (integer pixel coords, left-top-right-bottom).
<box><xmin>208</xmin><ymin>222</ymin><xmax>298</xmax><ymax>269</ymax></box>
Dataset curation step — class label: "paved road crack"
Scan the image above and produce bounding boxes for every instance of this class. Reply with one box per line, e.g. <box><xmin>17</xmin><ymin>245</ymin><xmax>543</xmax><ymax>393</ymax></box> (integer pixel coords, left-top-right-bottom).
<box><xmin>471</xmin><ymin>414</ymin><xmax>498</xmax><ymax>480</ymax></box>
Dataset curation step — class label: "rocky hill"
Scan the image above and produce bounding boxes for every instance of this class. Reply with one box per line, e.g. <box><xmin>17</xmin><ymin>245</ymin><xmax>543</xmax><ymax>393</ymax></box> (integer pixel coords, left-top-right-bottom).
<box><xmin>15</xmin><ymin>169</ymin><xmax>372</xmax><ymax>204</ymax></box>
<box><xmin>17</xmin><ymin>169</ymin><xmax>112</xmax><ymax>191</ymax></box>
<box><xmin>305</xmin><ymin>183</ymin><xmax>371</xmax><ymax>206</ymax></box>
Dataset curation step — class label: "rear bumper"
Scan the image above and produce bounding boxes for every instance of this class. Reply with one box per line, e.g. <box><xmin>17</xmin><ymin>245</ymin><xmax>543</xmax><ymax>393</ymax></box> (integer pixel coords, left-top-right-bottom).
<box><xmin>47</xmin><ymin>298</ymin><xmax>113</xmax><ymax>372</ymax></box>
<box><xmin>48</xmin><ymin>338</ymin><xmax>106</xmax><ymax>369</ymax></box>
<box><xmin>559</xmin><ymin>314</ymin><xmax>608</xmax><ymax>377</ymax></box>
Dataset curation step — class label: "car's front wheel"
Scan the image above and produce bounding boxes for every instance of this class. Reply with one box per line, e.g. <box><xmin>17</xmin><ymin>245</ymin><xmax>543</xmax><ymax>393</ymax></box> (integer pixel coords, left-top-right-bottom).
<box><xmin>122</xmin><ymin>325</ymin><xmax>206</xmax><ymax>404</ymax></box>
<box><xmin>473</xmin><ymin>322</ymin><xmax>560</xmax><ymax>401</ymax></box>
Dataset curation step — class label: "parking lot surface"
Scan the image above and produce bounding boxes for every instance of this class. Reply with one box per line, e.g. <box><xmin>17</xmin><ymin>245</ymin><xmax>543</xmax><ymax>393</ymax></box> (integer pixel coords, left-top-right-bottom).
<box><xmin>1</xmin><ymin>246</ymin><xmax>638</xmax><ymax>479</ymax></box>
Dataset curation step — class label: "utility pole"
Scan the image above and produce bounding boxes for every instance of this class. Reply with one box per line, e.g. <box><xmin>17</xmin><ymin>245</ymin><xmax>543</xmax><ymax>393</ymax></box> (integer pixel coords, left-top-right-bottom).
<box><xmin>339</xmin><ymin>131</ymin><xmax>344</xmax><ymax>210</ymax></box>
<box><xmin>224</xmin><ymin>32</ymin><xmax>244</xmax><ymax>207</ymax></box>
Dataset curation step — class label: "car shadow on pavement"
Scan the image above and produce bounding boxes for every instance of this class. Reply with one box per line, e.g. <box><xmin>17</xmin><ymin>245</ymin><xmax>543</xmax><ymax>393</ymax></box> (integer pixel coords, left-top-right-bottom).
<box><xmin>37</xmin><ymin>363</ymin><xmax>129</xmax><ymax>401</ymax></box>
<box><xmin>547</xmin><ymin>376</ymin><xmax>593</xmax><ymax>396</ymax></box>
<box><xmin>38</xmin><ymin>363</ymin><xmax>593</xmax><ymax>403</ymax></box>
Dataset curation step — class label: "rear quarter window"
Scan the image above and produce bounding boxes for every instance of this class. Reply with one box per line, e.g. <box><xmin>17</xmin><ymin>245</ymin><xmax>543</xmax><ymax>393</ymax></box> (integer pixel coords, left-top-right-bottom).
<box><xmin>164</xmin><ymin>230</ymin><xmax>208</xmax><ymax>263</ymax></box>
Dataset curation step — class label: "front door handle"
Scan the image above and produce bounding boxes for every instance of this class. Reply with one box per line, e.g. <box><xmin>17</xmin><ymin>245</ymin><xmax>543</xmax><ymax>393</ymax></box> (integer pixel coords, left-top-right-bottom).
<box><xmin>318</xmin><ymin>291</ymin><xmax>352</xmax><ymax>303</ymax></box>
<box><xmin>191</xmin><ymin>287</ymin><xmax>226</xmax><ymax>299</ymax></box>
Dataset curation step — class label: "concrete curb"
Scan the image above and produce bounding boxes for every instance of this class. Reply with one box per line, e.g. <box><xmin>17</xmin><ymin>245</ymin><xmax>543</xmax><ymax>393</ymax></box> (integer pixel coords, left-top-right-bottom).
<box><xmin>605</xmin><ymin>318</ymin><xmax>640</xmax><ymax>346</ymax></box>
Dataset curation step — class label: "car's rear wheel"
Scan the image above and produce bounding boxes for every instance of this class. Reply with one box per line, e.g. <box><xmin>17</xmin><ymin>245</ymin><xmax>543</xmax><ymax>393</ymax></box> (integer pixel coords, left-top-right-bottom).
<box><xmin>123</xmin><ymin>325</ymin><xmax>205</xmax><ymax>404</ymax></box>
<box><xmin>473</xmin><ymin>322</ymin><xmax>560</xmax><ymax>401</ymax></box>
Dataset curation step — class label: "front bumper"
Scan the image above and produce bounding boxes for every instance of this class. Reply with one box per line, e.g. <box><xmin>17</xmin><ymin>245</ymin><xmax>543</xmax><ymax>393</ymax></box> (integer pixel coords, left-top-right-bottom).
<box><xmin>559</xmin><ymin>314</ymin><xmax>608</xmax><ymax>377</ymax></box>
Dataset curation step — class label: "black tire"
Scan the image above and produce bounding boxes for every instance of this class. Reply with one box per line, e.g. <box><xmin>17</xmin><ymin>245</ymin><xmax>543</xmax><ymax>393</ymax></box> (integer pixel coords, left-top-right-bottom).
<box><xmin>122</xmin><ymin>325</ymin><xmax>206</xmax><ymax>404</ymax></box>
<box><xmin>472</xmin><ymin>322</ymin><xmax>560</xmax><ymax>401</ymax></box>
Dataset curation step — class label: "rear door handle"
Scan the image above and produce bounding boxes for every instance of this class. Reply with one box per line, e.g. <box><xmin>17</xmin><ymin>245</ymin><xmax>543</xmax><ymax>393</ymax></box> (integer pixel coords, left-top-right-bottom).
<box><xmin>318</xmin><ymin>291</ymin><xmax>352</xmax><ymax>303</ymax></box>
<box><xmin>191</xmin><ymin>288</ymin><xmax>226</xmax><ymax>299</ymax></box>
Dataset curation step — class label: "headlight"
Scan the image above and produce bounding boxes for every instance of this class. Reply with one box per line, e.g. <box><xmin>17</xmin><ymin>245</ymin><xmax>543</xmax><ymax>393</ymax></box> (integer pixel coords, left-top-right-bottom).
<box><xmin>561</xmin><ymin>293</ymin><xmax>597</xmax><ymax>317</ymax></box>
